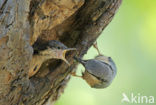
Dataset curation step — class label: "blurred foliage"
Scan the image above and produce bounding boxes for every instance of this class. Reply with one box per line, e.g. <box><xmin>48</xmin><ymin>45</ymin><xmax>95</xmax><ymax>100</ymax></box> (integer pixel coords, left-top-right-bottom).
<box><xmin>55</xmin><ymin>0</ymin><xmax>156</xmax><ymax>105</ymax></box>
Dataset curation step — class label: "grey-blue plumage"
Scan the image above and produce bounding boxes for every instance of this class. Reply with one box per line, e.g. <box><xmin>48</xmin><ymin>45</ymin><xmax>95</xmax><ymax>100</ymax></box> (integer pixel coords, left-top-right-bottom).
<box><xmin>74</xmin><ymin>56</ymin><xmax>117</xmax><ymax>88</ymax></box>
<box><xmin>85</xmin><ymin>59</ymin><xmax>114</xmax><ymax>81</ymax></box>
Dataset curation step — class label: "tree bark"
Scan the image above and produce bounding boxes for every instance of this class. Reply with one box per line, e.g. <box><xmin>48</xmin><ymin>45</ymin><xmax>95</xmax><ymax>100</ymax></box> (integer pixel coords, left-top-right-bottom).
<box><xmin>0</xmin><ymin>0</ymin><xmax>122</xmax><ymax>105</ymax></box>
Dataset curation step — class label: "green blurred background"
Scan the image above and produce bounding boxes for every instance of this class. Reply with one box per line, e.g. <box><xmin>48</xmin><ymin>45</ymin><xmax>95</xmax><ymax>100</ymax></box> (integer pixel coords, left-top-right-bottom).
<box><xmin>55</xmin><ymin>0</ymin><xmax>156</xmax><ymax>105</ymax></box>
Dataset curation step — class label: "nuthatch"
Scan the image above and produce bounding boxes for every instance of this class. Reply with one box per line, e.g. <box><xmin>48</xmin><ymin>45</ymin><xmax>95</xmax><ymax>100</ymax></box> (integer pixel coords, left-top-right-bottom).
<box><xmin>72</xmin><ymin>42</ymin><xmax>117</xmax><ymax>88</ymax></box>
<box><xmin>28</xmin><ymin>40</ymin><xmax>76</xmax><ymax>77</ymax></box>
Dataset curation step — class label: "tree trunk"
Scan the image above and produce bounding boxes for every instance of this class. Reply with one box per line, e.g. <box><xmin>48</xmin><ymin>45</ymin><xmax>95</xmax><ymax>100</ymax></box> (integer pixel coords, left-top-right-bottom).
<box><xmin>0</xmin><ymin>0</ymin><xmax>122</xmax><ymax>105</ymax></box>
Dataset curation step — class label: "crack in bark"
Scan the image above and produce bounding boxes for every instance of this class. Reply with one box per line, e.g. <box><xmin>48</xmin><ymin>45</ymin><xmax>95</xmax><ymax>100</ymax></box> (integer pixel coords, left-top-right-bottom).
<box><xmin>0</xmin><ymin>0</ymin><xmax>8</xmax><ymax>12</ymax></box>
<box><xmin>0</xmin><ymin>0</ymin><xmax>122</xmax><ymax>104</ymax></box>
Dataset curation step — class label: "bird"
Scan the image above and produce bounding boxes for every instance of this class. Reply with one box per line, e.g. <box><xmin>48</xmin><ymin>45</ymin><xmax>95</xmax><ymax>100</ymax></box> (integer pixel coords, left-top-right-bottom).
<box><xmin>72</xmin><ymin>42</ymin><xmax>117</xmax><ymax>88</ymax></box>
<box><xmin>28</xmin><ymin>40</ymin><xmax>76</xmax><ymax>77</ymax></box>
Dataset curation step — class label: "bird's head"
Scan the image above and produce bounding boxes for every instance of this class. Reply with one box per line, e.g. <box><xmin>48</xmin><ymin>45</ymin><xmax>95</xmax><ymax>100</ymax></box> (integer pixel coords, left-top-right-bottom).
<box><xmin>39</xmin><ymin>40</ymin><xmax>76</xmax><ymax>65</ymax></box>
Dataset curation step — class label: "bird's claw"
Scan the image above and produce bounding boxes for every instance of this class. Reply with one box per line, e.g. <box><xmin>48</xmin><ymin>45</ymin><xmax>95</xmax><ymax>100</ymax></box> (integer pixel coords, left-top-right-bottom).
<box><xmin>93</xmin><ymin>41</ymin><xmax>101</xmax><ymax>55</ymax></box>
<box><xmin>70</xmin><ymin>71</ymin><xmax>82</xmax><ymax>78</ymax></box>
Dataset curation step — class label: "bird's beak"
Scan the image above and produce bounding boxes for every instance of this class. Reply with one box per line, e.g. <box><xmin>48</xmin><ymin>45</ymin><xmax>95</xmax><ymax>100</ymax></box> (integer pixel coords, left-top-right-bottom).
<box><xmin>59</xmin><ymin>48</ymin><xmax>77</xmax><ymax>66</ymax></box>
<box><xmin>73</xmin><ymin>56</ymin><xmax>86</xmax><ymax>65</ymax></box>
<box><xmin>40</xmin><ymin>47</ymin><xmax>76</xmax><ymax>65</ymax></box>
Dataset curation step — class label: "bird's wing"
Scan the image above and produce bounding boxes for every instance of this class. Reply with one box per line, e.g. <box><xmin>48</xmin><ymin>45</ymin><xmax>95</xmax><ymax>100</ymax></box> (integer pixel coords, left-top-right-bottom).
<box><xmin>85</xmin><ymin>59</ymin><xmax>113</xmax><ymax>81</ymax></box>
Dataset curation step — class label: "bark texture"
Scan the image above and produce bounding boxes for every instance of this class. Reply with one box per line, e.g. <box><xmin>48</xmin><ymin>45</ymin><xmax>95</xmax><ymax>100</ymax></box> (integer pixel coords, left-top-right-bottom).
<box><xmin>0</xmin><ymin>0</ymin><xmax>122</xmax><ymax>105</ymax></box>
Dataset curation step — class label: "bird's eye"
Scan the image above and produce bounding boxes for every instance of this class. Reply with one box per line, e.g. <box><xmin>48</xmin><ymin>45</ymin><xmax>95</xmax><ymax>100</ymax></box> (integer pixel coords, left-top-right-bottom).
<box><xmin>57</xmin><ymin>46</ymin><xmax>61</xmax><ymax>49</ymax></box>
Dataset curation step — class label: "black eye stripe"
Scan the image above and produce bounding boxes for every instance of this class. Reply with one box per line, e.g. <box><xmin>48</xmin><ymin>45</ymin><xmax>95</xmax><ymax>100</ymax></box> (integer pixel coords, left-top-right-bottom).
<box><xmin>33</xmin><ymin>65</ymin><xmax>38</xmax><ymax>71</ymax></box>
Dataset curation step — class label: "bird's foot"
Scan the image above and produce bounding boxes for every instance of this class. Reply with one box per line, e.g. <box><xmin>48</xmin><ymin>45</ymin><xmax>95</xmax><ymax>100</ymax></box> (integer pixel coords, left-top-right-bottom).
<box><xmin>93</xmin><ymin>41</ymin><xmax>101</xmax><ymax>55</ymax></box>
<box><xmin>70</xmin><ymin>71</ymin><xmax>82</xmax><ymax>78</ymax></box>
